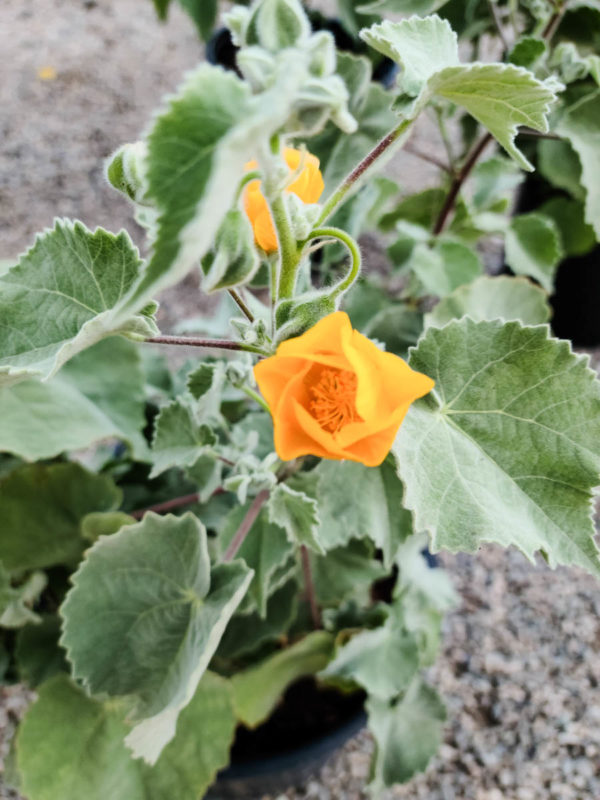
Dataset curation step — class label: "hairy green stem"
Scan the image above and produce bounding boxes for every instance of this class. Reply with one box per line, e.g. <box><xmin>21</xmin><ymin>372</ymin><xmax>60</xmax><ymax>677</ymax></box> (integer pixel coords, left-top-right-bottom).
<box><xmin>270</xmin><ymin>194</ymin><xmax>302</xmax><ymax>300</ymax></box>
<box><xmin>315</xmin><ymin>119</ymin><xmax>413</xmax><ymax>227</ymax></box>
<box><xmin>240</xmin><ymin>384</ymin><xmax>271</xmax><ymax>414</ymax></box>
<box><xmin>228</xmin><ymin>289</ymin><xmax>255</xmax><ymax>323</ymax></box>
<box><xmin>235</xmin><ymin>170</ymin><xmax>261</xmax><ymax>204</ymax></box>
<box><xmin>303</xmin><ymin>227</ymin><xmax>362</xmax><ymax>298</ymax></box>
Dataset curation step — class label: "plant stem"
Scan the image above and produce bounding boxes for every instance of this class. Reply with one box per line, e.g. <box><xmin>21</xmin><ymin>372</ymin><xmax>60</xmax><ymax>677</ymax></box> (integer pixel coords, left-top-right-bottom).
<box><xmin>434</xmin><ymin>106</ymin><xmax>458</xmax><ymax>173</ymax></box>
<box><xmin>228</xmin><ymin>289</ymin><xmax>255</xmax><ymax>322</ymax></box>
<box><xmin>404</xmin><ymin>143</ymin><xmax>452</xmax><ymax>174</ymax></box>
<box><xmin>131</xmin><ymin>492</ymin><xmax>201</xmax><ymax>520</ymax></box>
<box><xmin>316</xmin><ymin>118</ymin><xmax>413</xmax><ymax>227</ymax></box>
<box><xmin>270</xmin><ymin>194</ymin><xmax>301</xmax><ymax>300</ymax></box>
<box><xmin>235</xmin><ymin>170</ymin><xmax>261</xmax><ymax>204</ymax></box>
<box><xmin>223</xmin><ymin>489</ymin><xmax>270</xmax><ymax>562</ymax></box>
<box><xmin>542</xmin><ymin>2</ymin><xmax>568</xmax><ymax>40</ymax></box>
<box><xmin>433</xmin><ymin>132</ymin><xmax>493</xmax><ymax>235</ymax></box>
<box><xmin>240</xmin><ymin>384</ymin><xmax>271</xmax><ymax>414</ymax></box>
<box><xmin>301</xmin><ymin>545</ymin><xmax>322</xmax><ymax>629</ymax></box>
<box><xmin>487</xmin><ymin>0</ymin><xmax>510</xmax><ymax>51</ymax></box>
<box><xmin>144</xmin><ymin>335</ymin><xmax>267</xmax><ymax>356</ymax></box>
<box><xmin>303</xmin><ymin>227</ymin><xmax>362</xmax><ymax>297</ymax></box>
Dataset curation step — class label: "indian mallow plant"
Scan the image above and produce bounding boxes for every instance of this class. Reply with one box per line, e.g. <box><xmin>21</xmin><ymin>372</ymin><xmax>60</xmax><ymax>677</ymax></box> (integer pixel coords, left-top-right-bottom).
<box><xmin>2</xmin><ymin>0</ymin><xmax>600</xmax><ymax>796</ymax></box>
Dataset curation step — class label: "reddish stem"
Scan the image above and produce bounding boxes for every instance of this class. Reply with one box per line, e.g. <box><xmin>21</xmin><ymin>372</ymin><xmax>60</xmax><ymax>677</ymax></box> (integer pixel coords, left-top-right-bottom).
<box><xmin>222</xmin><ymin>489</ymin><xmax>270</xmax><ymax>562</ymax></box>
<box><xmin>301</xmin><ymin>545</ymin><xmax>322</xmax><ymax>629</ymax></box>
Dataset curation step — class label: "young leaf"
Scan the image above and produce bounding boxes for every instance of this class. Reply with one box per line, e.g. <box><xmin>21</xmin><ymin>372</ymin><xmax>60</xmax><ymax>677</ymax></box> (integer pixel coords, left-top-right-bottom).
<box><xmin>0</xmin><ymin>221</ymin><xmax>155</xmax><ymax>387</ymax></box>
<box><xmin>557</xmin><ymin>92</ymin><xmax>600</xmax><ymax>238</ymax></box>
<box><xmin>201</xmin><ymin>209</ymin><xmax>260</xmax><ymax>293</ymax></box>
<box><xmin>0</xmin><ymin>337</ymin><xmax>148</xmax><ymax>461</ymax></box>
<box><xmin>320</xmin><ymin>621</ymin><xmax>420</xmax><ymax>700</ymax></box>
<box><xmin>16</xmin><ymin>672</ymin><xmax>236</xmax><ymax>800</ymax></box>
<box><xmin>218</xmin><ymin>506</ymin><xmax>294</xmax><ymax>617</ymax></box>
<box><xmin>367</xmin><ymin>678</ymin><xmax>446</xmax><ymax>791</ymax></box>
<box><xmin>424</xmin><ymin>275</ymin><xmax>551</xmax><ymax>329</ymax></box>
<box><xmin>0</xmin><ymin>566</ymin><xmax>47</xmax><ymax>629</ymax></box>
<box><xmin>393</xmin><ymin>319</ymin><xmax>600</xmax><ymax>577</ymax></box>
<box><xmin>537</xmin><ymin>138</ymin><xmax>585</xmax><ymax>200</ymax></box>
<box><xmin>505</xmin><ymin>213</ymin><xmax>562</xmax><ymax>291</ymax></box>
<box><xmin>299</xmin><ymin>459</ymin><xmax>412</xmax><ymax>566</ymax></box>
<box><xmin>361</xmin><ymin>16</ymin><xmax>557</xmax><ymax>169</ymax></box>
<box><xmin>508</xmin><ymin>36</ymin><xmax>546</xmax><ymax>68</ymax></box>
<box><xmin>231</xmin><ymin>631</ymin><xmax>334</xmax><ymax>727</ymax></box>
<box><xmin>268</xmin><ymin>483</ymin><xmax>324</xmax><ymax>554</ymax></box>
<box><xmin>60</xmin><ymin>513</ymin><xmax>253</xmax><ymax>764</ymax></box>
<box><xmin>150</xmin><ymin>399</ymin><xmax>217</xmax><ymax>478</ymax></box>
<box><xmin>0</xmin><ymin>463</ymin><xmax>121</xmax><ymax>571</ymax></box>
<box><xmin>121</xmin><ymin>57</ymin><xmax>308</xmax><ymax>316</ymax></box>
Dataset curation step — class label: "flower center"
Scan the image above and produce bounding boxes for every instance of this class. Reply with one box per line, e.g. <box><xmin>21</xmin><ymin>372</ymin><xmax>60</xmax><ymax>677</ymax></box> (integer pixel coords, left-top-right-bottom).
<box><xmin>309</xmin><ymin>368</ymin><xmax>361</xmax><ymax>433</ymax></box>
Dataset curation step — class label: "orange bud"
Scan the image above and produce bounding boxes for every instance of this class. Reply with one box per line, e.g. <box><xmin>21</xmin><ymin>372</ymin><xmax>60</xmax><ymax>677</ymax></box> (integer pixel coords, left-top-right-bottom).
<box><xmin>243</xmin><ymin>148</ymin><xmax>324</xmax><ymax>253</ymax></box>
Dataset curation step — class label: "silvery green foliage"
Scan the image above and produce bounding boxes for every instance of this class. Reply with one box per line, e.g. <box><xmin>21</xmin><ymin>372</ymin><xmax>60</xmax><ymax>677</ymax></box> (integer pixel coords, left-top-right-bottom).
<box><xmin>201</xmin><ymin>210</ymin><xmax>260</xmax><ymax>293</ymax></box>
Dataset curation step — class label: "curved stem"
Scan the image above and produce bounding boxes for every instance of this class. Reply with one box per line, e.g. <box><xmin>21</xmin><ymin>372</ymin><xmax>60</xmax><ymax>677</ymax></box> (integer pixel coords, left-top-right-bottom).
<box><xmin>303</xmin><ymin>227</ymin><xmax>361</xmax><ymax>297</ymax></box>
<box><xmin>240</xmin><ymin>384</ymin><xmax>271</xmax><ymax>414</ymax></box>
<box><xmin>144</xmin><ymin>335</ymin><xmax>268</xmax><ymax>356</ymax></box>
<box><xmin>315</xmin><ymin>118</ymin><xmax>413</xmax><ymax>227</ymax></box>
<box><xmin>235</xmin><ymin>170</ymin><xmax>261</xmax><ymax>204</ymax></box>
<box><xmin>270</xmin><ymin>194</ymin><xmax>301</xmax><ymax>300</ymax></box>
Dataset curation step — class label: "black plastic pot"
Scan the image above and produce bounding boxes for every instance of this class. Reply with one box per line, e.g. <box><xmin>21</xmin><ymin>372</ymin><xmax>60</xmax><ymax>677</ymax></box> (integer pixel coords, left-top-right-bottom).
<box><xmin>206</xmin><ymin>678</ymin><xmax>366</xmax><ymax>799</ymax></box>
<box><xmin>207</xmin><ymin>709</ymin><xmax>366</xmax><ymax>799</ymax></box>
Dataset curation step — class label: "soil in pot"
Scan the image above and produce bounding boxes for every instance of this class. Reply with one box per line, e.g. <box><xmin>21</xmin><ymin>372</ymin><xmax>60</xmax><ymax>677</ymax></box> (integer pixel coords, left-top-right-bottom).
<box><xmin>208</xmin><ymin>677</ymin><xmax>366</xmax><ymax>799</ymax></box>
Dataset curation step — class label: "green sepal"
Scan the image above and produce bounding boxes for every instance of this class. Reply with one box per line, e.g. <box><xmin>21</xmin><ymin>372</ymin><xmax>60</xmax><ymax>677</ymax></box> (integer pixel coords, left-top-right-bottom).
<box><xmin>201</xmin><ymin>209</ymin><xmax>260</xmax><ymax>293</ymax></box>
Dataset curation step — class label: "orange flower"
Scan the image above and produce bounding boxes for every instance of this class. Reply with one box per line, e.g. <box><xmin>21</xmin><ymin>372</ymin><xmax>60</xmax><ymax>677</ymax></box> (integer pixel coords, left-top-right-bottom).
<box><xmin>254</xmin><ymin>312</ymin><xmax>435</xmax><ymax>467</ymax></box>
<box><xmin>244</xmin><ymin>148</ymin><xmax>325</xmax><ymax>253</ymax></box>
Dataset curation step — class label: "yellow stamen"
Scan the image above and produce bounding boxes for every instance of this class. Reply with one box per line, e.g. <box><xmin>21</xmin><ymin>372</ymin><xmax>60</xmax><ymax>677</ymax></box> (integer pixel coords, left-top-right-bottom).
<box><xmin>309</xmin><ymin>368</ymin><xmax>361</xmax><ymax>433</ymax></box>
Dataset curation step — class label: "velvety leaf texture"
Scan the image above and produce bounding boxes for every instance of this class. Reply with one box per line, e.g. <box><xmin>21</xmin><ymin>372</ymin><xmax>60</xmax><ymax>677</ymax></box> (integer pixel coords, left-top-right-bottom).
<box><xmin>394</xmin><ymin>319</ymin><xmax>600</xmax><ymax>577</ymax></box>
<box><xmin>16</xmin><ymin>672</ymin><xmax>236</xmax><ymax>800</ymax></box>
<box><xmin>0</xmin><ymin>221</ymin><xmax>153</xmax><ymax>386</ymax></box>
<box><xmin>60</xmin><ymin>512</ymin><xmax>252</xmax><ymax>763</ymax></box>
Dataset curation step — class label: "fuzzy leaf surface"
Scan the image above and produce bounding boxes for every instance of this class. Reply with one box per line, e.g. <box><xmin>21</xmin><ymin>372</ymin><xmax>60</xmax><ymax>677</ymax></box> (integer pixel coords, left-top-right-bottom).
<box><xmin>60</xmin><ymin>512</ymin><xmax>252</xmax><ymax>763</ymax></box>
<box><xmin>505</xmin><ymin>213</ymin><xmax>562</xmax><ymax>292</ymax></box>
<box><xmin>425</xmin><ymin>275</ymin><xmax>551</xmax><ymax>329</ymax></box>
<box><xmin>16</xmin><ymin>672</ymin><xmax>236</xmax><ymax>800</ymax></box>
<box><xmin>367</xmin><ymin>678</ymin><xmax>446</xmax><ymax>791</ymax></box>
<box><xmin>268</xmin><ymin>483</ymin><xmax>324</xmax><ymax>554</ymax></box>
<box><xmin>0</xmin><ymin>463</ymin><xmax>121</xmax><ymax>571</ymax></box>
<box><xmin>394</xmin><ymin>319</ymin><xmax>600</xmax><ymax>577</ymax></box>
<box><xmin>557</xmin><ymin>92</ymin><xmax>600</xmax><ymax>238</ymax></box>
<box><xmin>0</xmin><ymin>221</ymin><xmax>154</xmax><ymax>386</ymax></box>
<box><xmin>150</xmin><ymin>399</ymin><xmax>217</xmax><ymax>478</ymax></box>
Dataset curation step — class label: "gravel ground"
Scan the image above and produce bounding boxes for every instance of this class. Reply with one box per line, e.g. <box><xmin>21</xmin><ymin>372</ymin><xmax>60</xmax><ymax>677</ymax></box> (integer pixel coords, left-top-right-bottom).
<box><xmin>2</xmin><ymin>1</ymin><xmax>600</xmax><ymax>799</ymax></box>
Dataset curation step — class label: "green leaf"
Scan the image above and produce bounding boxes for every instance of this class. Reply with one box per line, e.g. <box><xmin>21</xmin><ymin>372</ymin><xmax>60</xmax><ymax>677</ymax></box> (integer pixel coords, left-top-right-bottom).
<box><xmin>177</xmin><ymin>0</ymin><xmax>219</xmax><ymax>40</ymax></box>
<box><xmin>540</xmin><ymin>196</ymin><xmax>597</xmax><ymax>257</ymax></box>
<box><xmin>393</xmin><ymin>319</ymin><xmax>600</xmax><ymax>577</ymax></box>
<box><xmin>361</xmin><ymin>16</ymin><xmax>557</xmax><ymax>169</ymax></box>
<box><xmin>537</xmin><ymin>137</ymin><xmax>585</xmax><ymax>200</ymax></box>
<box><xmin>150</xmin><ymin>399</ymin><xmax>217</xmax><ymax>478</ymax></box>
<box><xmin>81</xmin><ymin>512</ymin><xmax>136</xmax><ymax>543</ymax></box>
<box><xmin>394</xmin><ymin>533</ymin><xmax>456</xmax><ymax>612</ymax></box>
<box><xmin>16</xmin><ymin>672</ymin><xmax>236</xmax><ymax>800</ymax></box>
<box><xmin>231</xmin><ymin>631</ymin><xmax>334</xmax><ymax>727</ymax></box>
<box><xmin>425</xmin><ymin>275</ymin><xmax>551</xmax><ymax>329</ymax></box>
<box><xmin>15</xmin><ymin>616</ymin><xmax>69</xmax><ymax>687</ymax></box>
<box><xmin>367</xmin><ymin>678</ymin><xmax>446</xmax><ymax>791</ymax></box>
<box><xmin>0</xmin><ymin>463</ymin><xmax>121</xmax><ymax>571</ymax></box>
<box><xmin>409</xmin><ymin>241</ymin><xmax>482</xmax><ymax>297</ymax></box>
<box><xmin>471</xmin><ymin>155</ymin><xmax>524</xmax><ymax>211</ymax></box>
<box><xmin>201</xmin><ymin>209</ymin><xmax>260</xmax><ymax>293</ymax></box>
<box><xmin>320</xmin><ymin>621</ymin><xmax>419</xmax><ymax>700</ymax></box>
<box><xmin>363</xmin><ymin>303</ymin><xmax>423</xmax><ymax>358</ymax></box>
<box><xmin>218</xmin><ymin>505</ymin><xmax>294</xmax><ymax>617</ymax></box>
<box><xmin>505</xmin><ymin>213</ymin><xmax>562</xmax><ymax>291</ymax></box>
<box><xmin>268</xmin><ymin>483</ymin><xmax>324</xmax><ymax>554</ymax></box>
<box><xmin>361</xmin><ymin>16</ymin><xmax>460</xmax><ymax>97</ymax></box>
<box><xmin>301</xmin><ymin>459</ymin><xmax>412</xmax><ymax>567</ymax></box>
<box><xmin>186</xmin><ymin>362</ymin><xmax>219</xmax><ymax>400</ymax></box>
<box><xmin>0</xmin><ymin>337</ymin><xmax>148</xmax><ymax>461</ymax></box>
<box><xmin>0</xmin><ymin>221</ymin><xmax>155</xmax><ymax>387</ymax></box>
<box><xmin>310</xmin><ymin>539</ymin><xmax>387</xmax><ymax>607</ymax></box>
<box><xmin>152</xmin><ymin>0</ymin><xmax>172</xmax><ymax>21</ymax></box>
<box><xmin>60</xmin><ymin>512</ymin><xmax>252</xmax><ymax>763</ymax></box>
<box><xmin>216</xmin><ymin>579</ymin><xmax>298</xmax><ymax>661</ymax></box>
<box><xmin>557</xmin><ymin>91</ymin><xmax>600</xmax><ymax>238</ymax></box>
<box><xmin>122</xmin><ymin>59</ymin><xmax>308</xmax><ymax>316</ymax></box>
<box><xmin>357</xmin><ymin>0</ymin><xmax>448</xmax><ymax>12</ymax></box>
<box><xmin>0</xmin><ymin>566</ymin><xmax>46</xmax><ymax>629</ymax></box>
<box><xmin>509</xmin><ymin>36</ymin><xmax>547</xmax><ymax>68</ymax></box>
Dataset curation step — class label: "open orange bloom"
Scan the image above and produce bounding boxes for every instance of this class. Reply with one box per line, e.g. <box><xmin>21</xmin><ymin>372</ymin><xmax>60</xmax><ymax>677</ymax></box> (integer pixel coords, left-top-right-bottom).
<box><xmin>254</xmin><ymin>312</ymin><xmax>435</xmax><ymax>467</ymax></box>
<box><xmin>244</xmin><ymin>148</ymin><xmax>325</xmax><ymax>253</ymax></box>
